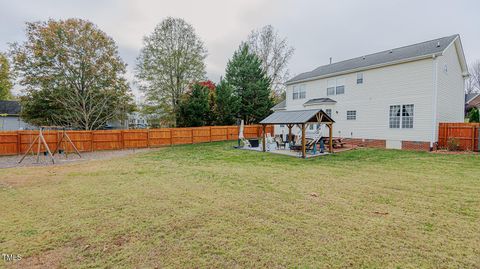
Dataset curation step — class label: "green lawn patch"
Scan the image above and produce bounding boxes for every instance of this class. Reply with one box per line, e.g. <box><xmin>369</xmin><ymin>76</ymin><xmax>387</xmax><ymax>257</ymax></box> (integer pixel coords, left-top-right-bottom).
<box><xmin>1</xmin><ymin>142</ymin><xmax>479</xmax><ymax>268</ymax></box>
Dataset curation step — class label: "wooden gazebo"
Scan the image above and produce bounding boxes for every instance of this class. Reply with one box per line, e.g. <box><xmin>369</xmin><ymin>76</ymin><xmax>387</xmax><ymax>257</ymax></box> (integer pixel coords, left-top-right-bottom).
<box><xmin>259</xmin><ymin>109</ymin><xmax>335</xmax><ymax>158</ymax></box>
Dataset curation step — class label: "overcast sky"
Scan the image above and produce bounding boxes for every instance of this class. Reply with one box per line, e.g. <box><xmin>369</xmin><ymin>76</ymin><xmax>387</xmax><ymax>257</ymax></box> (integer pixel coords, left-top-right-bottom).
<box><xmin>1</xmin><ymin>0</ymin><xmax>479</xmax><ymax>98</ymax></box>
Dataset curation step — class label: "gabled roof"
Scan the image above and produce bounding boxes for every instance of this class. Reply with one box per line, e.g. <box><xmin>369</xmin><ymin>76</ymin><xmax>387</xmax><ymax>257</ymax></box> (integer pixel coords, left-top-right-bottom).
<box><xmin>260</xmin><ymin>109</ymin><xmax>334</xmax><ymax>125</ymax></box>
<box><xmin>272</xmin><ymin>100</ymin><xmax>286</xmax><ymax>111</ymax></box>
<box><xmin>0</xmin><ymin>100</ymin><xmax>21</xmax><ymax>115</ymax></box>
<box><xmin>287</xmin><ymin>35</ymin><xmax>460</xmax><ymax>85</ymax></box>
<box><xmin>465</xmin><ymin>93</ymin><xmax>479</xmax><ymax>103</ymax></box>
<box><xmin>303</xmin><ymin>98</ymin><xmax>336</xmax><ymax>106</ymax></box>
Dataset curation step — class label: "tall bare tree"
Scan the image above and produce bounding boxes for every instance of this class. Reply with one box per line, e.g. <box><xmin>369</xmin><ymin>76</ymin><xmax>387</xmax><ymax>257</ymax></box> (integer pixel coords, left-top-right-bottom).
<box><xmin>247</xmin><ymin>25</ymin><xmax>294</xmax><ymax>99</ymax></box>
<box><xmin>467</xmin><ymin>60</ymin><xmax>480</xmax><ymax>94</ymax></box>
<box><xmin>136</xmin><ymin>17</ymin><xmax>207</xmax><ymax>127</ymax></box>
<box><xmin>10</xmin><ymin>19</ymin><xmax>133</xmax><ymax>130</ymax></box>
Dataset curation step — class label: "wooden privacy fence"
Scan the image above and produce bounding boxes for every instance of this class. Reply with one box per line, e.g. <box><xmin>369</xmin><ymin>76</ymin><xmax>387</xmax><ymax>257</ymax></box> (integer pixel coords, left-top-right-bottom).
<box><xmin>0</xmin><ymin>125</ymin><xmax>273</xmax><ymax>156</ymax></box>
<box><xmin>438</xmin><ymin>123</ymin><xmax>480</xmax><ymax>151</ymax></box>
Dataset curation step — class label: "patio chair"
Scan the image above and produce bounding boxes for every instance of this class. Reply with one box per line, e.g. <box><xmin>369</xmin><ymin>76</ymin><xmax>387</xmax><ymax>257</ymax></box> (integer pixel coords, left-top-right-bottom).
<box><xmin>275</xmin><ymin>135</ymin><xmax>286</xmax><ymax>149</ymax></box>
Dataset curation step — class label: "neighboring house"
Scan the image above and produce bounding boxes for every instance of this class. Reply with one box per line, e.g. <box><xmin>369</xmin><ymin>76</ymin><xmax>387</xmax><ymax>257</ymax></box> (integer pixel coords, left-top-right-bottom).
<box><xmin>465</xmin><ymin>93</ymin><xmax>480</xmax><ymax>111</ymax></box>
<box><xmin>128</xmin><ymin>112</ymin><xmax>148</xmax><ymax>129</ymax></box>
<box><xmin>0</xmin><ymin>100</ymin><xmax>32</xmax><ymax>131</ymax></box>
<box><xmin>277</xmin><ymin>34</ymin><xmax>468</xmax><ymax>150</ymax></box>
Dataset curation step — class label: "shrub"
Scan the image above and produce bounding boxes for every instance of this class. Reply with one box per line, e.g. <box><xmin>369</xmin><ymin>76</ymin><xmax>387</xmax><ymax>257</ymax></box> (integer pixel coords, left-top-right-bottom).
<box><xmin>447</xmin><ymin>138</ymin><xmax>460</xmax><ymax>151</ymax></box>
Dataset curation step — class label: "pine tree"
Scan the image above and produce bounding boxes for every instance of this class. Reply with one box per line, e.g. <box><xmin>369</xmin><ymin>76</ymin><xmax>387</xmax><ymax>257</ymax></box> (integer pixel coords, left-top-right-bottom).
<box><xmin>225</xmin><ymin>44</ymin><xmax>273</xmax><ymax>124</ymax></box>
<box><xmin>215</xmin><ymin>78</ymin><xmax>239</xmax><ymax>125</ymax></box>
<box><xmin>177</xmin><ymin>83</ymin><xmax>210</xmax><ymax>127</ymax></box>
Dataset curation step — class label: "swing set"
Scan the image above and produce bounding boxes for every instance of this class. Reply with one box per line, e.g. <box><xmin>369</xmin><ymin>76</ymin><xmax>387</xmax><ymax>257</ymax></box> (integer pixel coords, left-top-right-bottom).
<box><xmin>18</xmin><ymin>126</ymin><xmax>82</xmax><ymax>164</ymax></box>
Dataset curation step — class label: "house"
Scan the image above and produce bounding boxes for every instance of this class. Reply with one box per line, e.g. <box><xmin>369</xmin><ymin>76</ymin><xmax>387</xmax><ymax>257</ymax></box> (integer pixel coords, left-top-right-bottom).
<box><xmin>0</xmin><ymin>100</ymin><xmax>33</xmax><ymax>130</ymax></box>
<box><xmin>465</xmin><ymin>93</ymin><xmax>480</xmax><ymax>111</ymax></box>
<box><xmin>277</xmin><ymin>34</ymin><xmax>468</xmax><ymax>150</ymax></box>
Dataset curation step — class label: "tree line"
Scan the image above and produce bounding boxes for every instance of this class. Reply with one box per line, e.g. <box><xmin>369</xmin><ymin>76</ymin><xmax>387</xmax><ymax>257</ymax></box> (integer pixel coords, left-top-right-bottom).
<box><xmin>0</xmin><ymin>17</ymin><xmax>294</xmax><ymax>130</ymax></box>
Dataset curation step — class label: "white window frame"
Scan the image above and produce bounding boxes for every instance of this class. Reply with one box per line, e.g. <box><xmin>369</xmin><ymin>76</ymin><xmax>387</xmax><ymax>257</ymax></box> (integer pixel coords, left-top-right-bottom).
<box><xmin>389</xmin><ymin>104</ymin><xmax>414</xmax><ymax>129</ymax></box>
<box><xmin>346</xmin><ymin>110</ymin><xmax>356</xmax><ymax>120</ymax></box>
<box><xmin>357</xmin><ymin>73</ymin><xmax>363</xmax><ymax>84</ymax></box>
<box><xmin>292</xmin><ymin>86</ymin><xmax>299</xmax><ymax>100</ymax></box>
<box><xmin>325</xmin><ymin>109</ymin><xmax>332</xmax><ymax>118</ymax></box>
<box><xmin>299</xmin><ymin>84</ymin><xmax>306</xmax><ymax>99</ymax></box>
<box><xmin>327</xmin><ymin>78</ymin><xmax>346</xmax><ymax>95</ymax></box>
<box><xmin>292</xmin><ymin>85</ymin><xmax>306</xmax><ymax>100</ymax></box>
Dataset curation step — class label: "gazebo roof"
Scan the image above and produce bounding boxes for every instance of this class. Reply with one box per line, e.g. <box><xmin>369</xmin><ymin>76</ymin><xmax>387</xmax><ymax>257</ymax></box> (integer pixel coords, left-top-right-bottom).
<box><xmin>260</xmin><ymin>109</ymin><xmax>334</xmax><ymax>125</ymax></box>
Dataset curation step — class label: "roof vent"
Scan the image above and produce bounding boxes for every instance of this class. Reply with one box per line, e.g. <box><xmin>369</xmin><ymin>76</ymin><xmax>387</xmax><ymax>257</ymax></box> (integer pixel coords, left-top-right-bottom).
<box><xmin>389</xmin><ymin>50</ymin><xmax>393</xmax><ymax>54</ymax></box>
<box><xmin>436</xmin><ymin>41</ymin><xmax>441</xmax><ymax>47</ymax></box>
<box><xmin>362</xmin><ymin>56</ymin><xmax>366</xmax><ymax>60</ymax></box>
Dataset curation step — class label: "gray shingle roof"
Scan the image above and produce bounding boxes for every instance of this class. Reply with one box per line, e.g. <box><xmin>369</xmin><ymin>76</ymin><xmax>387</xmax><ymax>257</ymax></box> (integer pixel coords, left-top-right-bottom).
<box><xmin>303</xmin><ymin>98</ymin><xmax>336</xmax><ymax>106</ymax></box>
<box><xmin>0</xmin><ymin>100</ymin><xmax>21</xmax><ymax>115</ymax></box>
<box><xmin>287</xmin><ymin>35</ymin><xmax>458</xmax><ymax>84</ymax></box>
<box><xmin>272</xmin><ymin>100</ymin><xmax>286</xmax><ymax>111</ymax></box>
<box><xmin>260</xmin><ymin>109</ymin><xmax>334</xmax><ymax>124</ymax></box>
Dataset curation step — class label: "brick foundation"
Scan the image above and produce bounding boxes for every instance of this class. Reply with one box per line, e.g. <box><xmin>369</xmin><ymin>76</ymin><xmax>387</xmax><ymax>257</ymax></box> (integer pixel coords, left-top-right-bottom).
<box><xmin>343</xmin><ymin>138</ymin><xmax>433</xmax><ymax>151</ymax></box>
<box><xmin>343</xmin><ymin>138</ymin><xmax>386</xmax><ymax>149</ymax></box>
<box><xmin>401</xmin><ymin>141</ymin><xmax>432</xmax><ymax>151</ymax></box>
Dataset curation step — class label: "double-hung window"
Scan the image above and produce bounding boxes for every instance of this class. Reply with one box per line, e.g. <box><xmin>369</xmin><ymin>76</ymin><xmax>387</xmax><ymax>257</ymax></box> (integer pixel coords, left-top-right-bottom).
<box><xmin>327</xmin><ymin>78</ymin><xmax>345</xmax><ymax>95</ymax></box>
<box><xmin>327</xmin><ymin>80</ymin><xmax>335</xmax><ymax>96</ymax></box>
<box><xmin>299</xmin><ymin>84</ymin><xmax>306</xmax><ymax>99</ymax></box>
<box><xmin>336</xmin><ymin>78</ymin><xmax>345</xmax><ymax>95</ymax></box>
<box><xmin>357</xmin><ymin>73</ymin><xmax>363</xmax><ymax>84</ymax></box>
<box><xmin>292</xmin><ymin>85</ymin><xmax>306</xmax><ymax>100</ymax></box>
<box><xmin>389</xmin><ymin>104</ymin><xmax>414</xmax><ymax>128</ymax></box>
<box><xmin>402</xmin><ymin>104</ymin><xmax>414</xmax><ymax>128</ymax></box>
<box><xmin>325</xmin><ymin>109</ymin><xmax>332</xmax><ymax>118</ymax></box>
<box><xmin>292</xmin><ymin>86</ymin><xmax>299</xmax><ymax>100</ymax></box>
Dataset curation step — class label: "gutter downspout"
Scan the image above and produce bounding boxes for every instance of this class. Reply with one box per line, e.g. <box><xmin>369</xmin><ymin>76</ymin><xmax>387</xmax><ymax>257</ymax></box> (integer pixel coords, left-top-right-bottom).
<box><xmin>431</xmin><ymin>54</ymin><xmax>438</xmax><ymax>151</ymax></box>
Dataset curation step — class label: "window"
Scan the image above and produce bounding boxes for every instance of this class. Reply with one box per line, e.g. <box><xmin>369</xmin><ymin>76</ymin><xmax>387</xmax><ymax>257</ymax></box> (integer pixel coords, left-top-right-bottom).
<box><xmin>389</xmin><ymin>104</ymin><xmax>414</xmax><ymax>128</ymax></box>
<box><xmin>327</xmin><ymin>78</ymin><xmax>345</xmax><ymax>95</ymax></box>
<box><xmin>309</xmin><ymin>124</ymin><xmax>314</xmax><ymax>130</ymax></box>
<box><xmin>327</xmin><ymin>80</ymin><xmax>335</xmax><ymax>96</ymax></box>
<box><xmin>402</xmin><ymin>104</ymin><xmax>414</xmax><ymax>128</ymax></box>
<box><xmin>325</xmin><ymin>109</ymin><xmax>332</xmax><ymax>117</ymax></box>
<box><xmin>346</xmin><ymin>110</ymin><xmax>356</xmax><ymax>120</ymax></box>
<box><xmin>389</xmin><ymin>105</ymin><xmax>401</xmax><ymax>128</ymax></box>
<box><xmin>357</xmin><ymin>73</ymin><xmax>363</xmax><ymax>84</ymax></box>
<box><xmin>292</xmin><ymin>85</ymin><xmax>306</xmax><ymax>100</ymax></box>
<box><xmin>292</xmin><ymin>86</ymin><xmax>299</xmax><ymax>100</ymax></box>
<box><xmin>299</xmin><ymin>85</ymin><xmax>306</xmax><ymax>99</ymax></box>
<box><xmin>336</xmin><ymin>78</ymin><xmax>345</xmax><ymax>95</ymax></box>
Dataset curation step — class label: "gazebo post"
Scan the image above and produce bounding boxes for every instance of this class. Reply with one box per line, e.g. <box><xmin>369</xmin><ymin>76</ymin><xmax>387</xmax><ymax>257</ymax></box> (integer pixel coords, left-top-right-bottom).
<box><xmin>262</xmin><ymin>124</ymin><xmax>266</xmax><ymax>152</ymax></box>
<box><xmin>287</xmin><ymin>124</ymin><xmax>292</xmax><ymax>143</ymax></box>
<box><xmin>301</xmin><ymin>123</ymin><xmax>306</xmax><ymax>158</ymax></box>
<box><xmin>328</xmin><ymin>123</ymin><xmax>333</xmax><ymax>153</ymax></box>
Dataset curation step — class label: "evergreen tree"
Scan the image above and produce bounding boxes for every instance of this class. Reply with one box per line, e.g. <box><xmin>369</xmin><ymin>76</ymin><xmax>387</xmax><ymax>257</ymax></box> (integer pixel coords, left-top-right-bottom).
<box><xmin>225</xmin><ymin>44</ymin><xmax>273</xmax><ymax>124</ymax></box>
<box><xmin>468</xmin><ymin>107</ymin><xmax>479</xmax><ymax>123</ymax></box>
<box><xmin>0</xmin><ymin>52</ymin><xmax>13</xmax><ymax>100</ymax></box>
<box><xmin>177</xmin><ymin>83</ymin><xmax>210</xmax><ymax>127</ymax></box>
<box><xmin>215</xmin><ymin>78</ymin><xmax>239</xmax><ymax>125</ymax></box>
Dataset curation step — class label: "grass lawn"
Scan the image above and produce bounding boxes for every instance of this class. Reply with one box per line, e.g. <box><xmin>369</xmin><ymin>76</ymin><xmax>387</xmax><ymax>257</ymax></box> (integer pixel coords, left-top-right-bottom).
<box><xmin>0</xmin><ymin>142</ymin><xmax>479</xmax><ymax>268</ymax></box>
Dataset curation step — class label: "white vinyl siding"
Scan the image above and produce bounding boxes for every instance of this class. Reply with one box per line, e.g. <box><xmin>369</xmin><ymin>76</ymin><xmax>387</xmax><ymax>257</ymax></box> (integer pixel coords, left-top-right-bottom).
<box><xmin>284</xmin><ymin>57</ymin><xmax>436</xmax><ymax>142</ymax></box>
<box><xmin>435</xmin><ymin>40</ymin><xmax>465</xmax><ymax>126</ymax></box>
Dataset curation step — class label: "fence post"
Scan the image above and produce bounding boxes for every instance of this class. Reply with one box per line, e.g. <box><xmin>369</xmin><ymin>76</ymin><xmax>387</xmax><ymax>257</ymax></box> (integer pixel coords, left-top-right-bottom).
<box><xmin>146</xmin><ymin>129</ymin><xmax>150</xmax><ymax>148</ymax></box>
<box><xmin>472</xmin><ymin>126</ymin><xmax>476</xmax><ymax>151</ymax></box>
<box><xmin>16</xmin><ymin>131</ymin><xmax>21</xmax><ymax>154</ymax></box>
<box><xmin>90</xmin><ymin>131</ymin><xmax>94</xmax><ymax>152</ymax></box>
<box><xmin>170</xmin><ymin>128</ymin><xmax>173</xmax><ymax>146</ymax></box>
